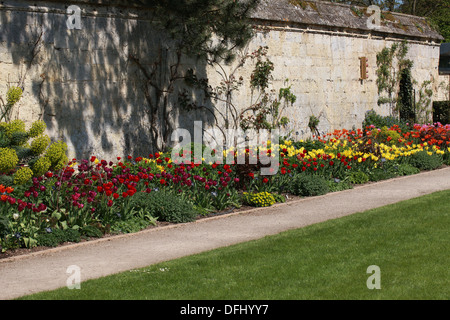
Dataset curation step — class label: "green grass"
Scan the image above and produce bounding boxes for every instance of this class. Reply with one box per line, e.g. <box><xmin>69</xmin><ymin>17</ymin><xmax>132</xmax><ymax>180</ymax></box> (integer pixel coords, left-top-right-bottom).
<box><xmin>20</xmin><ymin>190</ymin><xmax>450</xmax><ymax>300</ymax></box>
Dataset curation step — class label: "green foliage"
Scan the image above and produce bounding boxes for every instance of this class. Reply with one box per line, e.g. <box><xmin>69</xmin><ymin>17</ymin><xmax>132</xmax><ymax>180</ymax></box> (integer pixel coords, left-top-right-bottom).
<box><xmin>6</xmin><ymin>87</ymin><xmax>22</xmax><ymax>106</ymax></box>
<box><xmin>376</xmin><ymin>41</ymin><xmax>413</xmax><ymax>116</ymax></box>
<box><xmin>398</xmin><ymin>61</ymin><xmax>414</xmax><ymax>123</ymax></box>
<box><xmin>327</xmin><ymin>179</ymin><xmax>353</xmax><ymax>192</ymax></box>
<box><xmin>10</xmin><ymin>131</ymin><xmax>29</xmax><ymax>146</ymax></box>
<box><xmin>128</xmin><ymin>191</ymin><xmax>197</xmax><ymax>223</ymax></box>
<box><xmin>30</xmin><ymin>134</ymin><xmax>50</xmax><ymax>155</ymax></box>
<box><xmin>372</xmin><ymin>126</ymin><xmax>402</xmax><ymax>145</ymax></box>
<box><xmin>368</xmin><ymin>167</ymin><xmax>397</xmax><ymax>182</ymax></box>
<box><xmin>28</xmin><ymin>120</ymin><xmax>46</xmax><ymax>138</ymax></box>
<box><xmin>292</xmin><ymin>138</ymin><xmax>326</xmax><ymax>151</ymax></box>
<box><xmin>250</xmin><ymin>53</ymin><xmax>274</xmax><ymax>91</ymax></box>
<box><xmin>396</xmin><ymin>163</ymin><xmax>420</xmax><ymax>176</ymax></box>
<box><xmin>45</xmin><ymin>141</ymin><xmax>68</xmax><ymax>171</ymax></box>
<box><xmin>32</xmin><ymin>156</ymin><xmax>51</xmax><ymax>177</ymax></box>
<box><xmin>0</xmin><ymin>119</ymin><xmax>65</xmax><ymax>181</ymax></box>
<box><xmin>347</xmin><ymin>170</ymin><xmax>369</xmax><ymax>184</ymax></box>
<box><xmin>0</xmin><ymin>147</ymin><xmax>19</xmax><ymax>173</ymax></box>
<box><xmin>36</xmin><ymin>228</ymin><xmax>81</xmax><ymax>247</ymax></box>
<box><xmin>362</xmin><ymin>110</ymin><xmax>409</xmax><ymax>132</ymax></box>
<box><xmin>289</xmin><ymin>174</ymin><xmax>330</xmax><ymax>197</ymax></box>
<box><xmin>408</xmin><ymin>151</ymin><xmax>443</xmax><ymax>171</ymax></box>
<box><xmin>433</xmin><ymin>101</ymin><xmax>450</xmax><ymax>125</ymax></box>
<box><xmin>308</xmin><ymin>115</ymin><xmax>320</xmax><ymax>136</ymax></box>
<box><xmin>443</xmin><ymin>152</ymin><xmax>450</xmax><ymax>166</ymax></box>
<box><xmin>241</xmin><ymin>51</ymin><xmax>297</xmax><ymax>131</ymax></box>
<box><xmin>110</xmin><ymin>216</ymin><xmax>157</xmax><ymax>234</ymax></box>
<box><xmin>0</xmin><ymin>119</ymin><xmax>26</xmax><ymax>139</ymax></box>
<box><xmin>242</xmin><ymin>191</ymin><xmax>276</xmax><ymax>207</ymax></box>
<box><xmin>1</xmin><ymin>87</ymin><xmax>23</xmax><ymax>122</ymax></box>
<box><xmin>153</xmin><ymin>0</ymin><xmax>259</xmax><ymax>62</ymax></box>
<box><xmin>13</xmin><ymin>166</ymin><xmax>33</xmax><ymax>185</ymax></box>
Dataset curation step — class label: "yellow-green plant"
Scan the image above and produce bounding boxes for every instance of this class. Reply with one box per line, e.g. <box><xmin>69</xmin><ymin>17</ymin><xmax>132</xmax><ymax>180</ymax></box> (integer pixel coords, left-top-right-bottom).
<box><xmin>30</xmin><ymin>134</ymin><xmax>51</xmax><ymax>155</ymax></box>
<box><xmin>0</xmin><ymin>119</ymin><xmax>68</xmax><ymax>181</ymax></box>
<box><xmin>375</xmin><ymin>126</ymin><xmax>401</xmax><ymax>145</ymax></box>
<box><xmin>242</xmin><ymin>191</ymin><xmax>276</xmax><ymax>207</ymax></box>
<box><xmin>1</xmin><ymin>86</ymin><xmax>23</xmax><ymax>122</ymax></box>
<box><xmin>13</xmin><ymin>166</ymin><xmax>33</xmax><ymax>185</ymax></box>
<box><xmin>45</xmin><ymin>140</ymin><xmax>68</xmax><ymax>171</ymax></box>
<box><xmin>32</xmin><ymin>156</ymin><xmax>51</xmax><ymax>177</ymax></box>
<box><xmin>0</xmin><ymin>147</ymin><xmax>19</xmax><ymax>173</ymax></box>
<box><xmin>28</xmin><ymin>120</ymin><xmax>46</xmax><ymax>138</ymax></box>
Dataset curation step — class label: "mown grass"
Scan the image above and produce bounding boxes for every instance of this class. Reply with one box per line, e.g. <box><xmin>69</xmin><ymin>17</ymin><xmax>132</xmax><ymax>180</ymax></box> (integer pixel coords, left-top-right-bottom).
<box><xmin>20</xmin><ymin>190</ymin><xmax>450</xmax><ymax>300</ymax></box>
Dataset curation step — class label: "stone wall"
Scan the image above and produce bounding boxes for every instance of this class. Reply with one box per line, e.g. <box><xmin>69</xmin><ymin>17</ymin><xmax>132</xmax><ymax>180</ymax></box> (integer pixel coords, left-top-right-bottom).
<box><xmin>0</xmin><ymin>0</ymin><xmax>444</xmax><ymax>160</ymax></box>
<box><xmin>436</xmin><ymin>75</ymin><xmax>450</xmax><ymax>102</ymax></box>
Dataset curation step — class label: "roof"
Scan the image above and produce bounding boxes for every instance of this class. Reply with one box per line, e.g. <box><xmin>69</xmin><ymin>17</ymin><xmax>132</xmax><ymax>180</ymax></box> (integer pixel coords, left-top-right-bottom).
<box><xmin>251</xmin><ymin>0</ymin><xmax>444</xmax><ymax>42</ymax></box>
<box><xmin>10</xmin><ymin>0</ymin><xmax>445</xmax><ymax>42</ymax></box>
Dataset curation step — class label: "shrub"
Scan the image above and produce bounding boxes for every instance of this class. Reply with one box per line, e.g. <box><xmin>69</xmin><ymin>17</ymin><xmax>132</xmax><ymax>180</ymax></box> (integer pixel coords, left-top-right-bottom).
<box><xmin>28</xmin><ymin>120</ymin><xmax>46</xmax><ymax>138</ymax></box>
<box><xmin>347</xmin><ymin>170</ymin><xmax>369</xmax><ymax>184</ymax></box>
<box><xmin>408</xmin><ymin>151</ymin><xmax>443</xmax><ymax>171</ymax></box>
<box><xmin>128</xmin><ymin>191</ymin><xmax>197</xmax><ymax>223</ymax></box>
<box><xmin>444</xmin><ymin>152</ymin><xmax>450</xmax><ymax>166</ymax></box>
<box><xmin>0</xmin><ymin>147</ymin><xmax>19</xmax><ymax>173</ymax></box>
<box><xmin>396</xmin><ymin>163</ymin><xmax>420</xmax><ymax>176</ymax></box>
<box><xmin>30</xmin><ymin>135</ymin><xmax>50</xmax><ymax>155</ymax></box>
<box><xmin>362</xmin><ymin>110</ymin><xmax>409</xmax><ymax>132</ymax></box>
<box><xmin>293</xmin><ymin>139</ymin><xmax>326</xmax><ymax>151</ymax></box>
<box><xmin>432</xmin><ymin>101</ymin><xmax>449</xmax><ymax>125</ymax></box>
<box><xmin>0</xmin><ymin>119</ymin><xmax>26</xmax><ymax>139</ymax></box>
<box><xmin>6</xmin><ymin>87</ymin><xmax>23</xmax><ymax>107</ymax></box>
<box><xmin>290</xmin><ymin>174</ymin><xmax>329</xmax><ymax>197</ymax></box>
<box><xmin>45</xmin><ymin>141</ymin><xmax>68</xmax><ymax>171</ymax></box>
<box><xmin>32</xmin><ymin>156</ymin><xmax>51</xmax><ymax>177</ymax></box>
<box><xmin>242</xmin><ymin>191</ymin><xmax>276</xmax><ymax>207</ymax></box>
<box><xmin>13</xmin><ymin>167</ymin><xmax>33</xmax><ymax>185</ymax></box>
<box><xmin>373</xmin><ymin>126</ymin><xmax>401</xmax><ymax>145</ymax></box>
<box><xmin>368</xmin><ymin>167</ymin><xmax>397</xmax><ymax>182</ymax></box>
<box><xmin>36</xmin><ymin>228</ymin><xmax>81</xmax><ymax>247</ymax></box>
<box><xmin>111</xmin><ymin>216</ymin><xmax>157</xmax><ymax>234</ymax></box>
<box><xmin>0</xmin><ymin>120</ymin><xmax>67</xmax><ymax>183</ymax></box>
<box><xmin>327</xmin><ymin>179</ymin><xmax>353</xmax><ymax>192</ymax></box>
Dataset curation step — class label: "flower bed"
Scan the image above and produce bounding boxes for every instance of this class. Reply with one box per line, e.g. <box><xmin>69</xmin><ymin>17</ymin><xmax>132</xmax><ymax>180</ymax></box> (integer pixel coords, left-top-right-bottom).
<box><xmin>0</xmin><ymin>123</ymin><xmax>449</xmax><ymax>253</ymax></box>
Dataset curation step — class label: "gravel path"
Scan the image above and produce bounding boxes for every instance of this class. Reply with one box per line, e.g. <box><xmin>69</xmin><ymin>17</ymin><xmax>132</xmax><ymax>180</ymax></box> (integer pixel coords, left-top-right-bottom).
<box><xmin>1</xmin><ymin>167</ymin><xmax>450</xmax><ymax>300</ymax></box>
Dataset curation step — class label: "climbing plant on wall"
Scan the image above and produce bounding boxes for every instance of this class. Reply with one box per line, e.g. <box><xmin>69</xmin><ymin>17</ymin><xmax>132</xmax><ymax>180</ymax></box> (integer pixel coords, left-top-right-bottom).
<box><xmin>129</xmin><ymin>0</ymin><xmax>260</xmax><ymax>153</ymax></box>
<box><xmin>179</xmin><ymin>46</ymin><xmax>296</xmax><ymax>146</ymax></box>
<box><xmin>376</xmin><ymin>41</ymin><xmax>413</xmax><ymax>118</ymax></box>
<box><xmin>398</xmin><ymin>59</ymin><xmax>414</xmax><ymax>123</ymax></box>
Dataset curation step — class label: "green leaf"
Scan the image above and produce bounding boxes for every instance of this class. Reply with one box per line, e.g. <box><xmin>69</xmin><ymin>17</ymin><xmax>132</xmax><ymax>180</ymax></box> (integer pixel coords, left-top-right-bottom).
<box><xmin>59</xmin><ymin>221</ymin><xmax>68</xmax><ymax>230</ymax></box>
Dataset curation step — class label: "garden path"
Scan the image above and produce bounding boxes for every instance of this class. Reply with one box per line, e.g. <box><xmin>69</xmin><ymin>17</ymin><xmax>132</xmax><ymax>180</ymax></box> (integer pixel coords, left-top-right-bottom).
<box><xmin>1</xmin><ymin>167</ymin><xmax>450</xmax><ymax>300</ymax></box>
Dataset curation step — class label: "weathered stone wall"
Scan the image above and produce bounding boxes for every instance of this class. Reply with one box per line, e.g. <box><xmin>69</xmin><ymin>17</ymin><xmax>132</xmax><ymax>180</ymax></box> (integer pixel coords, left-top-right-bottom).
<box><xmin>214</xmin><ymin>26</ymin><xmax>441</xmax><ymax>138</ymax></box>
<box><xmin>0</xmin><ymin>0</ymin><xmax>444</xmax><ymax>160</ymax></box>
<box><xmin>436</xmin><ymin>75</ymin><xmax>450</xmax><ymax>102</ymax></box>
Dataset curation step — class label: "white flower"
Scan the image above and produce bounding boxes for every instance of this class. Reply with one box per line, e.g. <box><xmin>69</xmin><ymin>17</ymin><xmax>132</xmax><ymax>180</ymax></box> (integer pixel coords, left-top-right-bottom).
<box><xmin>13</xmin><ymin>213</ymin><xmax>19</xmax><ymax>220</ymax></box>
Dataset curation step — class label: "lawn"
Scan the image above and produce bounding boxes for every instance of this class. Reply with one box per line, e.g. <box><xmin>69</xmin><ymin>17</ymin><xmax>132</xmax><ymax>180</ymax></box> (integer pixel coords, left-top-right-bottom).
<box><xmin>20</xmin><ymin>190</ymin><xmax>450</xmax><ymax>300</ymax></box>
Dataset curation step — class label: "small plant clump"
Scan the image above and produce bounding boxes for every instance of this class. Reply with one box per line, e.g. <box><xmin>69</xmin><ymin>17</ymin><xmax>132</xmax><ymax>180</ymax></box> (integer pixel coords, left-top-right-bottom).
<box><xmin>289</xmin><ymin>174</ymin><xmax>330</xmax><ymax>197</ymax></box>
<box><xmin>242</xmin><ymin>191</ymin><xmax>276</xmax><ymax>207</ymax></box>
<box><xmin>348</xmin><ymin>170</ymin><xmax>369</xmax><ymax>184</ymax></box>
<box><xmin>408</xmin><ymin>150</ymin><xmax>443</xmax><ymax>171</ymax></box>
<box><xmin>128</xmin><ymin>190</ymin><xmax>198</xmax><ymax>223</ymax></box>
<box><xmin>0</xmin><ymin>119</ymin><xmax>68</xmax><ymax>183</ymax></box>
